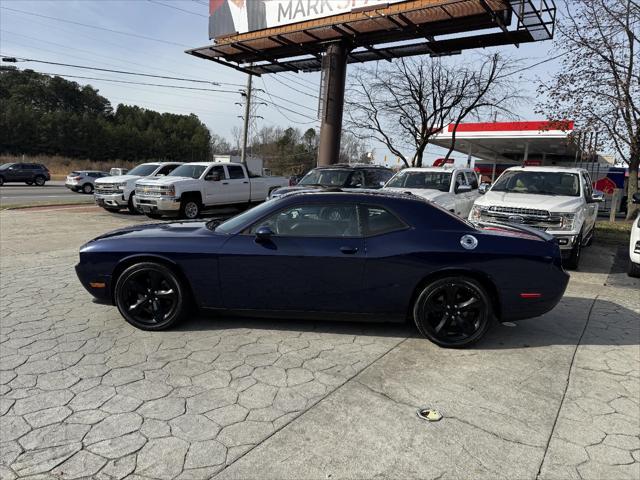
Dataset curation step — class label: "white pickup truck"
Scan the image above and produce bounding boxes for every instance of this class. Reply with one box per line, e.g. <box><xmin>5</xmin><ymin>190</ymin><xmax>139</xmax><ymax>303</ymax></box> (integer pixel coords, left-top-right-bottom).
<box><xmin>134</xmin><ymin>162</ymin><xmax>288</xmax><ymax>219</ymax></box>
<box><xmin>94</xmin><ymin>162</ymin><xmax>182</xmax><ymax>213</ymax></box>
<box><xmin>383</xmin><ymin>167</ymin><xmax>480</xmax><ymax>217</ymax></box>
<box><xmin>469</xmin><ymin>166</ymin><xmax>604</xmax><ymax>269</ymax></box>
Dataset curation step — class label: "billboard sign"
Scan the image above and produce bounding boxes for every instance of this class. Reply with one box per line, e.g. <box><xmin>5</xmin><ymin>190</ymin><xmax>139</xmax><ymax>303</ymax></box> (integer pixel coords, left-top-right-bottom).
<box><xmin>209</xmin><ymin>0</ymin><xmax>409</xmax><ymax>39</ymax></box>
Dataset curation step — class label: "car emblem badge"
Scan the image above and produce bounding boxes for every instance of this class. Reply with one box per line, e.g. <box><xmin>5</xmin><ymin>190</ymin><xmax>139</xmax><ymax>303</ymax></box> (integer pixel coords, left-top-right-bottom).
<box><xmin>460</xmin><ymin>235</ymin><xmax>478</xmax><ymax>250</ymax></box>
<box><xmin>508</xmin><ymin>215</ymin><xmax>525</xmax><ymax>224</ymax></box>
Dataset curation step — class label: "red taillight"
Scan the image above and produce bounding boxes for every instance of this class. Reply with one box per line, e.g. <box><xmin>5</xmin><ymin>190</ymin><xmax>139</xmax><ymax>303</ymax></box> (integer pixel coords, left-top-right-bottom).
<box><xmin>520</xmin><ymin>293</ymin><xmax>542</xmax><ymax>299</ymax></box>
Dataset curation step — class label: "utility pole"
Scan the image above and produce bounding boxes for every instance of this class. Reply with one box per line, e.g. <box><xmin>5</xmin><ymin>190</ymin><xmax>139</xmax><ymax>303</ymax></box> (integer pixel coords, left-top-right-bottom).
<box><xmin>240</xmin><ymin>71</ymin><xmax>253</xmax><ymax>168</ymax></box>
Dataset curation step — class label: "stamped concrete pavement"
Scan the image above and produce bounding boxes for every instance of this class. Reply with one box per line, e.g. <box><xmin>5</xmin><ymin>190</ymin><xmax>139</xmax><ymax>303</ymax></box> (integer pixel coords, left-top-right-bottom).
<box><xmin>0</xmin><ymin>207</ymin><xmax>638</xmax><ymax>480</ymax></box>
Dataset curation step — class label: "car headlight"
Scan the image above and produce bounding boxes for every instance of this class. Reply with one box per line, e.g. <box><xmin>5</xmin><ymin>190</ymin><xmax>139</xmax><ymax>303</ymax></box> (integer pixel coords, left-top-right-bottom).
<box><xmin>116</xmin><ymin>182</ymin><xmax>128</xmax><ymax>191</ymax></box>
<box><xmin>554</xmin><ymin>213</ymin><xmax>577</xmax><ymax>232</ymax></box>
<box><xmin>160</xmin><ymin>186</ymin><xmax>175</xmax><ymax>196</ymax></box>
<box><xmin>469</xmin><ymin>205</ymin><xmax>486</xmax><ymax>222</ymax></box>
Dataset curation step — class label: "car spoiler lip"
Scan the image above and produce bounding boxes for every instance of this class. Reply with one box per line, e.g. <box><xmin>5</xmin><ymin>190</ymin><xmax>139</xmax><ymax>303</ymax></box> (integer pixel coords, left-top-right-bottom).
<box><xmin>474</xmin><ymin>221</ymin><xmax>555</xmax><ymax>242</ymax></box>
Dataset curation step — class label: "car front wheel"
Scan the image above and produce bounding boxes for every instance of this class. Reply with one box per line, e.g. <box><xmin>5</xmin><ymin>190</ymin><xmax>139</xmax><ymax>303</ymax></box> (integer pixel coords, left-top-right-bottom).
<box><xmin>564</xmin><ymin>233</ymin><xmax>582</xmax><ymax>270</ymax></box>
<box><xmin>180</xmin><ymin>198</ymin><xmax>200</xmax><ymax>219</ymax></box>
<box><xmin>114</xmin><ymin>262</ymin><xmax>189</xmax><ymax>330</ymax></box>
<box><xmin>413</xmin><ymin>276</ymin><xmax>492</xmax><ymax>348</ymax></box>
<box><xmin>628</xmin><ymin>261</ymin><xmax>640</xmax><ymax>278</ymax></box>
<box><xmin>82</xmin><ymin>183</ymin><xmax>94</xmax><ymax>194</ymax></box>
<box><xmin>34</xmin><ymin>176</ymin><xmax>46</xmax><ymax>186</ymax></box>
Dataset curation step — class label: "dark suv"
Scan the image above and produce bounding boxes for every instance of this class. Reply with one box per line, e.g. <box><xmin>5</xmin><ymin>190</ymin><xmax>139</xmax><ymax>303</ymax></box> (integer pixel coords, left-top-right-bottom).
<box><xmin>269</xmin><ymin>164</ymin><xmax>395</xmax><ymax>199</ymax></box>
<box><xmin>0</xmin><ymin>163</ymin><xmax>51</xmax><ymax>186</ymax></box>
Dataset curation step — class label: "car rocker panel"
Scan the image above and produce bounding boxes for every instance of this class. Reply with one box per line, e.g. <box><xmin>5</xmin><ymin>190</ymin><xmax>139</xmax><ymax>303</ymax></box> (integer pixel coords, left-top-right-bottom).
<box><xmin>76</xmin><ymin>191</ymin><xmax>569</xmax><ymax>348</ymax></box>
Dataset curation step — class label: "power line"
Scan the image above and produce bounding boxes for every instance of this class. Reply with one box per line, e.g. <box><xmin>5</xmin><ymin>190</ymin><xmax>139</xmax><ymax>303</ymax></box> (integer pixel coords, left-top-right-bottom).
<box><xmin>281</xmin><ymin>72</ymin><xmax>318</xmax><ymax>89</ymax></box>
<box><xmin>148</xmin><ymin>0</ymin><xmax>207</xmax><ymax>18</ymax></box>
<box><xmin>268</xmin><ymin>75</ymin><xmax>318</xmax><ymax>99</ymax></box>
<box><xmin>499</xmin><ymin>52</ymin><xmax>570</xmax><ymax>79</ymax></box>
<box><xmin>259</xmin><ymin>78</ymin><xmax>319</xmax><ymax>124</ymax></box>
<box><xmin>0</xmin><ymin>55</ymin><xmax>244</xmax><ymax>87</ymax></box>
<box><xmin>258</xmin><ymin>89</ymin><xmax>317</xmax><ymax>112</ymax></box>
<box><xmin>0</xmin><ymin>6</ymin><xmax>191</xmax><ymax>48</ymax></box>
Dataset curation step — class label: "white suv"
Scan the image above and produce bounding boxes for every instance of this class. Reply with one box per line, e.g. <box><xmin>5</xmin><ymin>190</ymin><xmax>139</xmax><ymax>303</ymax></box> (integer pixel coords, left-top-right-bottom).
<box><xmin>470</xmin><ymin>166</ymin><xmax>603</xmax><ymax>269</ymax></box>
<box><xmin>384</xmin><ymin>167</ymin><xmax>480</xmax><ymax>217</ymax></box>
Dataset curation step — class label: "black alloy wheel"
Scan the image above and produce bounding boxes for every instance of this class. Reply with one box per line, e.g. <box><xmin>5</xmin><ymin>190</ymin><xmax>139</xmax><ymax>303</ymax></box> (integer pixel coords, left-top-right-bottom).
<box><xmin>34</xmin><ymin>175</ymin><xmax>46</xmax><ymax>186</ymax></box>
<box><xmin>413</xmin><ymin>277</ymin><xmax>492</xmax><ymax>348</ymax></box>
<box><xmin>114</xmin><ymin>262</ymin><xmax>188</xmax><ymax>330</ymax></box>
<box><xmin>83</xmin><ymin>183</ymin><xmax>94</xmax><ymax>194</ymax></box>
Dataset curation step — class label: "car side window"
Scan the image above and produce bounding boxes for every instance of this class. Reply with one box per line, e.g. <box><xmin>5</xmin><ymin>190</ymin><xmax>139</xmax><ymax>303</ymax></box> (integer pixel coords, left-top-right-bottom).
<box><xmin>361</xmin><ymin>205</ymin><xmax>407</xmax><ymax>236</ymax></box>
<box><xmin>157</xmin><ymin>165</ymin><xmax>177</xmax><ymax>176</ymax></box>
<box><xmin>227</xmin><ymin>165</ymin><xmax>245</xmax><ymax>180</ymax></box>
<box><xmin>464</xmin><ymin>171</ymin><xmax>478</xmax><ymax>189</ymax></box>
<box><xmin>205</xmin><ymin>165</ymin><xmax>226</xmax><ymax>179</ymax></box>
<box><xmin>250</xmin><ymin>204</ymin><xmax>360</xmax><ymax>237</ymax></box>
<box><xmin>347</xmin><ymin>171</ymin><xmax>365</xmax><ymax>188</ymax></box>
<box><xmin>454</xmin><ymin>172</ymin><xmax>468</xmax><ymax>192</ymax></box>
<box><xmin>582</xmin><ymin>172</ymin><xmax>593</xmax><ymax>199</ymax></box>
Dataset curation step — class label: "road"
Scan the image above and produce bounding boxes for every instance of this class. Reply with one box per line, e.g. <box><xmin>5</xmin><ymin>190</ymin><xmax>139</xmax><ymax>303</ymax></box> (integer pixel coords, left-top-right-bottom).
<box><xmin>0</xmin><ymin>181</ymin><xmax>93</xmax><ymax>207</ymax></box>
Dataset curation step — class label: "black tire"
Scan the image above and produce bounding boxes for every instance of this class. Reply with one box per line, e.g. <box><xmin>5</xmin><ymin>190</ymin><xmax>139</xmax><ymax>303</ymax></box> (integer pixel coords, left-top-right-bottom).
<box><xmin>82</xmin><ymin>183</ymin><xmax>94</xmax><ymax>194</ymax></box>
<box><xmin>104</xmin><ymin>207</ymin><xmax>121</xmax><ymax>213</ymax></box>
<box><xmin>628</xmin><ymin>261</ymin><xmax>640</xmax><ymax>278</ymax></box>
<box><xmin>180</xmin><ymin>197</ymin><xmax>200</xmax><ymax>219</ymax></box>
<box><xmin>127</xmin><ymin>194</ymin><xmax>138</xmax><ymax>214</ymax></box>
<box><xmin>564</xmin><ymin>233</ymin><xmax>583</xmax><ymax>270</ymax></box>
<box><xmin>114</xmin><ymin>262</ymin><xmax>189</xmax><ymax>330</ymax></box>
<box><xmin>0</xmin><ymin>176</ymin><xmax>4</xmax><ymax>186</ymax></box>
<box><xmin>413</xmin><ymin>276</ymin><xmax>493</xmax><ymax>348</ymax></box>
<box><xmin>34</xmin><ymin>175</ymin><xmax>46</xmax><ymax>186</ymax></box>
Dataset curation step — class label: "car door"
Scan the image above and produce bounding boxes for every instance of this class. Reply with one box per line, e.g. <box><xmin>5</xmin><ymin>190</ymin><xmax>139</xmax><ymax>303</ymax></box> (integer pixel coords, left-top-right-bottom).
<box><xmin>7</xmin><ymin>164</ymin><xmax>24</xmax><ymax>181</ymax></box>
<box><xmin>224</xmin><ymin>164</ymin><xmax>250</xmax><ymax>203</ymax></box>
<box><xmin>217</xmin><ymin>201</ymin><xmax>366</xmax><ymax>313</ymax></box>
<box><xmin>461</xmin><ymin>171</ymin><xmax>481</xmax><ymax>217</ymax></box>
<box><xmin>203</xmin><ymin>165</ymin><xmax>227</xmax><ymax>205</ymax></box>
<box><xmin>582</xmin><ymin>172</ymin><xmax>598</xmax><ymax>233</ymax></box>
<box><xmin>451</xmin><ymin>171</ymin><xmax>470</xmax><ymax>216</ymax></box>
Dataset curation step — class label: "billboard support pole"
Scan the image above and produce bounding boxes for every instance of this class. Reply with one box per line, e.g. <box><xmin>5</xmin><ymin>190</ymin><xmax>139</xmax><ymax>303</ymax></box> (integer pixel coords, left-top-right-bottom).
<box><xmin>318</xmin><ymin>42</ymin><xmax>348</xmax><ymax>166</ymax></box>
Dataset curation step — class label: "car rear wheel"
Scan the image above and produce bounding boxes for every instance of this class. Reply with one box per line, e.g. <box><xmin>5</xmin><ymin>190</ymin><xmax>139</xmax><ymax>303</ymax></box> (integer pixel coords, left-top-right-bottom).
<box><xmin>413</xmin><ymin>276</ymin><xmax>492</xmax><ymax>348</ymax></box>
<box><xmin>34</xmin><ymin>176</ymin><xmax>46</xmax><ymax>186</ymax></box>
<box><xmin>114</xmin><ymin>262</ymin><xmax>189</xmax><ymax>330</ymax></box>
<box><xmin>82</xmin><ymin>183</ymin><xmax>94</xmax><ymax>194</ymax></box>
<box><xmin>180</xmin><ymin>198</ymin><xmax>200</xmax><ymax>219</ymax></box>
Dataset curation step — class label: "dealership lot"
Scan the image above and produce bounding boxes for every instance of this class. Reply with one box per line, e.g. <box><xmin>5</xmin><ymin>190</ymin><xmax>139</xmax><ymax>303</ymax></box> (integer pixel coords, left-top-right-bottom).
<box><xmin>0</xmin><ymin>206</ymin><xmax>638</xmax><ymax>479</ymax></box>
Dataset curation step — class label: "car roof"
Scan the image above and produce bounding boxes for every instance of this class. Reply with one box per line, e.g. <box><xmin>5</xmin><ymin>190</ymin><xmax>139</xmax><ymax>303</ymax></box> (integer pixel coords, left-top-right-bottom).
<box><xmin>398</xmin><ymin>167</ymin><xmax>471</xmax><ymax>173</ymax></box>
<box><xmin>504</xmin><ymin>166</ymin><xmax>585</xmax><ymax>174</ymax></box>
<box><xmin>278</xmin><ymin>188</ymin><xmax>429</xmax><ymax>204</ymax></box>
<box><xmin>314</xmin><ymin>164</ymin><xmax>392</xmax><ymax>170</ymax></box>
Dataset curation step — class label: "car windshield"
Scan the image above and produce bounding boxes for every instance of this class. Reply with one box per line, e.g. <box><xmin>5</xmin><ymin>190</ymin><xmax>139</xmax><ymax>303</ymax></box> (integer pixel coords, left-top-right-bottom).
<box><xmin>386</xmin><ymin>171</ymin><xmax>452</xmax><ymax>192</ymax></box>
<box><xmin>169</xmin><ymin>164</ymin><xmax>207</xmax><ymax>179</ymax></box>
<box><xmin>0</xmin><ymin>163</ymin><xmax>14</xmax><ymax>170</ymax></box>
<box><xmin>298</xmin><ymin>169</ymin><xmax>352</xmax><ymax>187</ymax></box>
<box><xmin>128</xmin><ymin>164</ymin><xmax>160</xmax><ymax>176</ymax></box>
<box><xmin>213</xmin><ymin>200</ymin><xmax>278</xmax><ymax>234</ymax></box>
<box><xmin>491</xmin><ymin>171</ymin><xmax>580</xmax><ymax>197</ymax></box>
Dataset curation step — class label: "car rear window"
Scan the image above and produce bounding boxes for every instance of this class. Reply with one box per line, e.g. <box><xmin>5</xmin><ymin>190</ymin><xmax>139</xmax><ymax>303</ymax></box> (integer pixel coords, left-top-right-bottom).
<box><xmin>361</xmin><ymin>205</ymin><xmax>407</xmax><ymax>236</ymax></box>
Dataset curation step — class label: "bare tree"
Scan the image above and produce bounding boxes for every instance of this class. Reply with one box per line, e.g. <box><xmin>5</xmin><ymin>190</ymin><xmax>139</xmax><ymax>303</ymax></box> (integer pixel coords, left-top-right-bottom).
<box><xmin>345</xmin><ymin>53</ymin><xmax>520</xmax><ymax>168</ymax></box>
<box><xmin>210</xmin><ymin>133</ymin><xmax>231</xmax><ymax>155</ymax></box>
<box><xmin>537</xmin><ymin>0</ymin><xmax>639</xmax><ymax>219</ymax></box>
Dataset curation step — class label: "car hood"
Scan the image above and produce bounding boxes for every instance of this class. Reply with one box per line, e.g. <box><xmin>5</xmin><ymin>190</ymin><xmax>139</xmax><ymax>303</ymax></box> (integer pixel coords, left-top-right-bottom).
<box><xmin>86</xmin><ymin>221</ymin><xmax>213</xmax><ymax>245</ymax></box>
<box><xmin>137</xmin><ymin>176</ymin><xmax>194</xmax><ymax>186</ymax></box>
<box><xmin>384</xmin><ymin>187</ymin><xmax>450</xmax><ymax>203</ymax></box>
<box><xmin>95</xmin><ymin>175</ymin><xmax>141</xmax><ymax>184</ymax></box>
<box><xmin>476</xmin><ymin>191</ymin><xmax>583</xmax><ymax>212</ymax></box>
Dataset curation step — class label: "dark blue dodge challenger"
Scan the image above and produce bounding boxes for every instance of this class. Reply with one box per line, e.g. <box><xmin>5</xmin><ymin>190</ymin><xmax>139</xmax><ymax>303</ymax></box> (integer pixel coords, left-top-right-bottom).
<box><xmin>76</xmin><ymin>191</ymin><xmax>569</xmax><ymax>347</ymax></box>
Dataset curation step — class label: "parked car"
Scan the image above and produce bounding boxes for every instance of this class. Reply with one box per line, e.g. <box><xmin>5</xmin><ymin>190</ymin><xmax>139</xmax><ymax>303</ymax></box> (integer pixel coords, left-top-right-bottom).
<box><xmin>384</xmin><ymin>167</ymin><xmax>480</xmax><ymax>217</ymax></box>
<box><xmin>0</xmin><ymin>162</ymin><xmax>50</xmax><ymax>186</ymax></box>
<box><xmin>94</xmin><ymin>162</ymin><xmax>182</xmax><ymax>213</ymax></box>
<box><xmin>469</xmin><ymin>167</ymin><xmax>604</xmax><ymax>269</ymax></box>
<box><xmin>134</xmin><ymin>162</ymin><xmax>288</xmax><ymax>219</ymax></box>
<box><xmin>268</xmin><ymin>164</ymin><xmax>394</xmax><ymax>199</ymax></box>
<box><xmin>109</xmin><ymin>168</ymin><xmax>129</xmax><ymax>176</ymax></box>
<box><xmin>628</xmin><ymin>192</ymin><xmax>640</xmax><ymax>277</ymax></box>
<box><xmin>65</xmin><ymin>170</ymin><xmax>110</xmax><ymax>194</ymax></box>
<box><xmin>76</xmin><ymin>190</ymin><xmax>569</xmax><ymax>348</ymax></box>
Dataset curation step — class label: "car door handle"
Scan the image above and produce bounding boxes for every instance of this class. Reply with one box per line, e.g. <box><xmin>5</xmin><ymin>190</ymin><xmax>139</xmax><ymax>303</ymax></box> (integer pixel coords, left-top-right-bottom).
<box><xmin>340</xmin><ymin>246</ymin><xmax>359</xmax><ymax>254</ymax></box>
<box><xmin>242</xmin><ymin>181</ymin><xmax>249</xmax><ymax>184</ymax></box>
<box><xmin>222</xmin><ymin>182</ymin><xmax>229</xmax><ymax>185</ymax></box>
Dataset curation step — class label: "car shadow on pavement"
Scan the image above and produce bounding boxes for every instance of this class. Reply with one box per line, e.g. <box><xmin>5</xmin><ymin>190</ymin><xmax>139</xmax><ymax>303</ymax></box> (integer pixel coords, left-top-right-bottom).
<box><xmin>170</xmin><ymin>296</ymin><xmax>637</xmax><ymax>348</ymax></box>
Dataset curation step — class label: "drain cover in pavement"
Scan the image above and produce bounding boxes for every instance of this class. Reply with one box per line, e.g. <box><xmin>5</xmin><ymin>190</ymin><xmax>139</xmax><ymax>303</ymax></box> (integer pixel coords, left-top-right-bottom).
<box><xmin>417</xmin><ymin>408</ymin><xmax>442</xmax><ymax>422</ymax></box>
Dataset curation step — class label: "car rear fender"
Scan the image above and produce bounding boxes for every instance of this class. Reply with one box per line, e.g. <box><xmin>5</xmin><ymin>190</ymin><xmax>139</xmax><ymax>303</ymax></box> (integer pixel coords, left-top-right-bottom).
<box><xmin>408</xmin><ymin>268</ymin><xmax>502</xmax><ymax>322</ymax></box>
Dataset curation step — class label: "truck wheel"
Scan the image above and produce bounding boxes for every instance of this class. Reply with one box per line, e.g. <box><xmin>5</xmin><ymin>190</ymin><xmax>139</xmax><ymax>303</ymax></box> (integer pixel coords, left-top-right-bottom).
<box><xmin>564</xmin><ymin>233</ymin><xmax>583</xmax><ymax>270</ymax></box>
<box><xmin>628</xmin><ymin>261</ymin><xmax>640</xmax><ymax>278</ymax></box>
<box><xmin>180</xmin><ymin>198</ymin><xmax>200</xmax><ymax>219</ymax></box>
<box><xmin>127</xmin><ymin>194</ymin><xmax>138</xmax><ymax>214</ymax></box>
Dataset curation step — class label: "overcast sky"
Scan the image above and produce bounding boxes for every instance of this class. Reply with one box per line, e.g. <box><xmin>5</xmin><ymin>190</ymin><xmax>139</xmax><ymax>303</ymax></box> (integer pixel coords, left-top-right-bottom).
<box><xmin>0</xmin><ymin>0</ymin><xmax>564</xmax><ymax>166</ymax></box>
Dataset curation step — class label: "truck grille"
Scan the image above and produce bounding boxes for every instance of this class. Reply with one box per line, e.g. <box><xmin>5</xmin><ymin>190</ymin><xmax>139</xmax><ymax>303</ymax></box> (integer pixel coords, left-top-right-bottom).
<box><xmin>482</xmin><ymin>206</ymin><xmax>561</xmax><ymax>230</ymax></box>
<box><xmin>95</xmin><ymin>184</ymin><xmax>120</xmax><ymax>195</ymax></box>
<box><xmin>136</xmin><ymin>185</ymin><xmax>163</xmax><ymax>197</ymax></box>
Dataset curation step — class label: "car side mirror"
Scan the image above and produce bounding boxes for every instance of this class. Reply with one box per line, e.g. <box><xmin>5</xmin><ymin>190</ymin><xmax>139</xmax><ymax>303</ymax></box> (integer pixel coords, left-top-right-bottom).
<box><xmin>456</xmin><ymin>184</ymin><xmax>472</xmax><ymax>194</ymax></box>
<box><xmin>478</xmin><ymin>183</ymin><xmax>490</xmax><ymax>194</ymax></box>
<box><xmin>206</xmin><ymin>172</ymin><xmax>221</xmax><ymax>182</ymax></box>
<box><xmin>591</xmin><ymin>190</ymin><xmax>605</xmax><ymax>203</ymax></box>
<box><xmin>255</xmin><ymin>225</ymin><xmax>274</xmax><ymax>242</ymax></box>
<box><xmin>632</xmin><ymin>192</ymin><xmax>640</xmax><ymax>204</ymax></box>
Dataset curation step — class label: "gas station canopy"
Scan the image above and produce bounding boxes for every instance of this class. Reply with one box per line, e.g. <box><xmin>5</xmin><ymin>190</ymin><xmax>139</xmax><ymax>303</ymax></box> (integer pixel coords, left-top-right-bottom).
<box><xmin>430</xmin><ymin>120</ymin><xmax>580</xmax><ymax>164</ymax></box>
